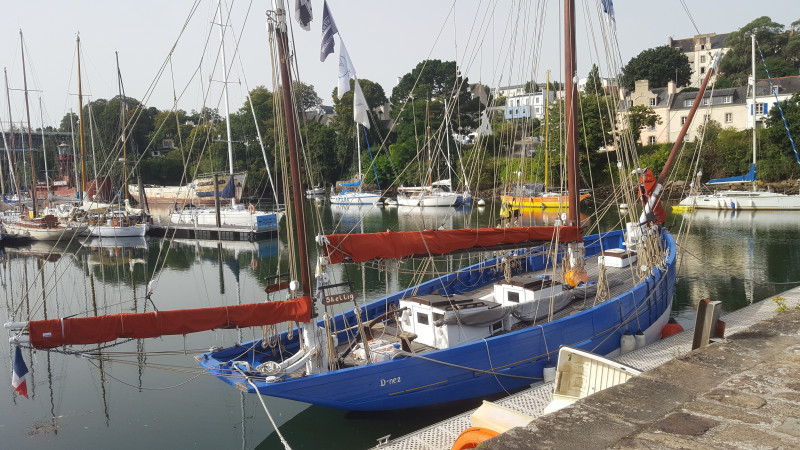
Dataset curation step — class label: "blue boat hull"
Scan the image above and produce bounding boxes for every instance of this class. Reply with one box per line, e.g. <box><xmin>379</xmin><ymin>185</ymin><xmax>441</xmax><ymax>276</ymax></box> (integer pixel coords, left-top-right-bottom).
<box><xmin>198</xmin><ymin>228</ymin><xmax>676</xmax><ymax>410</ymax></box>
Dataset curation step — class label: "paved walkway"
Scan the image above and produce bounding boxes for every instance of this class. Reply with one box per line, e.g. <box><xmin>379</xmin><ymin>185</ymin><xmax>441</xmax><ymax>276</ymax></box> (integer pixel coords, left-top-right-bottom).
<box><xmin>486</xmin><ymin>292</ymin><xmax>800</xmax><ymax>449</ymax></box>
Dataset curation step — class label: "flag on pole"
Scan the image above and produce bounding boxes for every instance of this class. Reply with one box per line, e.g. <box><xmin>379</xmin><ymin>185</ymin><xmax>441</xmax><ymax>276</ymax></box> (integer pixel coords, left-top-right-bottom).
<box><xmin>320</xmin><ymin>1</ymin><xmax>338</xmax><ymax>62</ymax></box>
<box><xmin>601</xmin><ymin>0</ymin><xmax>615</xmax><ymax>22</ymax></box>
<box><xmin>353</xmin><ymin>78</ymin><xmax>370</xmax><ymax>129</ymax></box>
<box><xmin>337</xmin><ymin>38</ymin><xmax>357</xmax><ymax>96</ymax></box>
<box><xmin>295</xmin><ymin>0</ymin><xmax>312</xmax><ymax>31</ymax></box>
<box><xmin>12</xmin><ymin>347</ymin><xmax>28</xmax><ymax>399</ymax></box>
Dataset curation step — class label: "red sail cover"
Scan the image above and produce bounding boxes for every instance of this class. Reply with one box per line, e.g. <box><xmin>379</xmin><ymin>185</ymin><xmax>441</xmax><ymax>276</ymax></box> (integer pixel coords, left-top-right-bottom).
<box><xmin>28</xmin><ymin>297</ymin><xmax>312</xmax><ymax>349</ymax></box>
<box><xmin>323</xmin><ymin>226</ymin><xmax>582</xmax><ymax>264</ymax></box>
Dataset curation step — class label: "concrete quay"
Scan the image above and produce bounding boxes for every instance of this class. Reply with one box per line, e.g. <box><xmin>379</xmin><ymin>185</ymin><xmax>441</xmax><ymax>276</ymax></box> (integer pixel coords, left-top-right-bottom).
<box><xmin>485</xmin><ymin>293</ymin><xmax>800</xmax><ymax>449</ymax></box>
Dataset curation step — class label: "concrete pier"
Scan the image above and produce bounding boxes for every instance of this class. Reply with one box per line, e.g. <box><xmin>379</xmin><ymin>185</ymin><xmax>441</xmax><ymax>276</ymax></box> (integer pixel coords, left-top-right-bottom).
<box><xmin>379</xmin><ymin>288</ymin><xmax>800</xmax><ymax>449</ymax></box>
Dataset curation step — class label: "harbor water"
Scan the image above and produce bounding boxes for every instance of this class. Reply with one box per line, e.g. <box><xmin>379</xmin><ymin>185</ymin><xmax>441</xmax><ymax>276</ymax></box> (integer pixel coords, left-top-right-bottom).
<box><xmin>2</xmin><ymin>200</ymin><xmax>799</xmax><ymax>449</ymax></box>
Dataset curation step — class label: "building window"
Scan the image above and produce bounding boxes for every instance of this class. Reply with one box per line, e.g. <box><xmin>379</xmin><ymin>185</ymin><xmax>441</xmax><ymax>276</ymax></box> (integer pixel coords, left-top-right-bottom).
<box><xmin>648</xmin><ymin>136</ymin><xmax>656</xmax><ymax>145</ymax></box>
<box><xmin>534</xmin><ymin>97</ymin><xmax>540</xmax><ymax>104</ymax></box>
<box><xmin>723</xmin><ymin>95</ymin><xmax>733</xmax><ymax>104</ymax></box>
<box><xmin>700</xmin><ymin>55</ymin><xmax>706</xmax><ymax>63</ymax></box>
<box><xmin>701</xmin><ymin>98</ymin><xmax>711</xmax><ymax>106</ymax></box>
<box><xmin>755</xmin><ymin>103</ymin><xmax>764</xmax><ymax>115</ymax></box>
<box><xmin>649</xmin><ymin>98</ymin><xmax>656</xmax><ymax>106</ymax></box>
<box><xmin>700</xmin><ymin>67</ymin><xmax>706</xmax><ymax>74</ymax></box>
<box><xmin>684</xmin><ymin>100</ymin><xmax>694</xmax><ymax>107</ymax></box>
<box><xmin>704</xmin><ymin>114</ymin><xmax>711</xmax><ymax>122</ymax></box>
<box><xmin>681</xmin><ymin>116</ymin><xmax>687</xmax><ymax>125</ymax></box>
<box><xmin>648</xmin><ymin>124</ymin><xmax>655</xmax><ymax>131</ymax></box>
<box><xmin>725</xmin><ymin>113</ymin><xmax>732</xmax><ymax>123</ymax></box>
<box><xmin>628</xmin><ymin>100</ymin><xmax>633</xmax><ymax>107</ymax></box>
<box><xmin>535</xmin><ymin>107</ymin><xmax>541</xmax><ymax>114</ymax></box>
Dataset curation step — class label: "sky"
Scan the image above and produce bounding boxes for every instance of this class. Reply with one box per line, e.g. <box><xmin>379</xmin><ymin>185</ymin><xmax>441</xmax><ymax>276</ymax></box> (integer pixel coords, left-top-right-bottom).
<box><xmin>0</xmin><ymin>0</ymin><xmax>796</xmax><ymax>130</ymax></box>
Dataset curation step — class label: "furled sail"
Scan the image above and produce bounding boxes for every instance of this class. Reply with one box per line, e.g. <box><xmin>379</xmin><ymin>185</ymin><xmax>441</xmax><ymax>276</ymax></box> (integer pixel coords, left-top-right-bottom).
<box><xmin>26</xmin><ymin>297</ymin><xmax>312</xmax><ymax>349</ymax></box>
<box><xmin>708</xmin><ymin>164</ymin><xmax>756</xmax><ymax>184</ymax></box>
<box><xmin>320</xmin><ymin>226</ymin><xmax>582</xmax><ymax>264</ymax></box>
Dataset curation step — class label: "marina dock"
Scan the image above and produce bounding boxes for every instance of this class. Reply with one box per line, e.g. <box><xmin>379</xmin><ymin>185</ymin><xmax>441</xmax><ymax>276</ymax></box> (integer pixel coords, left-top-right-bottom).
<box><xmin>147</xmin><ymin>222</ymin><xmax>277</xmax><ymax>241</ymax></box>
<box><xmin>379</xmin><ymin>287</ymin><xmax>800</xmax><ymax>449</ymax></box>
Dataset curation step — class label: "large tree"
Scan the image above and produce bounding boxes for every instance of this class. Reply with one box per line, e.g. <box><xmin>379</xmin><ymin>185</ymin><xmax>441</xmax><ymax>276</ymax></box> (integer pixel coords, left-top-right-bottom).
<box><xmin>626</xmin><ymin>105</ymin><xmax>662</xmax><ymax>144</ymax></box>
<box><xmin>717</xmin><ymin>17</ymin><xmax>800</xmax><ymax>88</ymax></box>
<box><xmin>621</xmin><ymin>46</ymin><xmax>691</xmax><ymax>90</ymax></box>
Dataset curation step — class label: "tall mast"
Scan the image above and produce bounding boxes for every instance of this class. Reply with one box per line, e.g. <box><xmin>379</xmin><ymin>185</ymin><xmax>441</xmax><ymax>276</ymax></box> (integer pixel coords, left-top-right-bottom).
<box><xmin>218</xmin><ymin>1</ymin><xmax>235</xmax><ymax>207</ymax></box>
<box><xmin>751</xmin><ymin>34</ymin><xmax>757</xmax><ymax>192</ymax></box>
<box><xmin>272</xmin><ymin>0</ymin><xmax>311</xmax><ymax>298</ymax></box>
<box><xmin>4</xmin><ymin>68</ymin><xmax>21</xmax><ymax>210</ymax></box>
<box><xmin>77</xmin><ymin>35</ymin><xmax>87</xmax><ymax>201</ymax></box>
<box><xmin>38</xmin><ymin>97</ymin><xmax>50</xmax><ymax>196</ymax></box>
<box><xmin>20</xmin><ymin>30</ymin><xmax>38</xmax><ymax>217</ymax></box>
<box><xmin>426</xmin><ymin>100</ymin><xmax>432</xmax><ymax>186</ymax></box>
<box><xmin>544</xmin><ymin>70</ymin><xmax>550</xmax><ymax>188</ymax></box>
<box><xmin>564</xmin><ymin>0</ymin><xmax>579</xmax><ymax>227</ymax></box>
<box><xmin>116</xmin><ymin>51</ymin><xmax>128</xmax><ymax>210</ymax></box>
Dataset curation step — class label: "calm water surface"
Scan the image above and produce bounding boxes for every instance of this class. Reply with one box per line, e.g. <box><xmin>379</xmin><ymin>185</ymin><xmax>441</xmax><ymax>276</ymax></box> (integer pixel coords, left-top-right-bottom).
<box><xmin>2</xmin><ymin>200</ymin><xmax>799</xmax><ymax>449</ymax></box>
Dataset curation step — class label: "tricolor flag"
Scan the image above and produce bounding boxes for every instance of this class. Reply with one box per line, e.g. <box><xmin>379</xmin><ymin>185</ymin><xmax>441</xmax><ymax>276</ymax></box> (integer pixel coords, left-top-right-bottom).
<box><xmin>320</xmin><ymin>1</ymin><xmax>338</xmax><ymax>62</ymax></box>
<box><xmin>353</xmin><ymin>79</ymin><xmax>371</xmax><ymax>129</ymax></box>
<box><xmin>12</xmin><ymin>347</ymin><xmax>28</xmax><ymax>399</ymax></box>
<box><xmin>295</xmin><ymin>0</ymin><xmax>312</xmax><ymax>31</ymax></box>
<box><xmin>337</xmin><ymin>38</ymin><xmax>357</xmax><ymax>96</ymax></box>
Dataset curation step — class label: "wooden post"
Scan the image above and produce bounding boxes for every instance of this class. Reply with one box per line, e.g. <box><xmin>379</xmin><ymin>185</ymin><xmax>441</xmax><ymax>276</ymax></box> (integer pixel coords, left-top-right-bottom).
<box><xmin>692</xmin><ymin>299</ymin><xmax>723</xmax><ymax>350</ymax></box>
<box><xmin>213</xmin><ymin>174</ymin><xmax>221</xmax><ymax>228</ymax></box>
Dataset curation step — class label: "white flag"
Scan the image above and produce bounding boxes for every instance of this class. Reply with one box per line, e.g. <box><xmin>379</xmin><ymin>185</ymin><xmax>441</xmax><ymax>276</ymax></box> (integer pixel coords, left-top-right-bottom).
<box><xmin>337</xmin><ymin>38</ymin><xmax>357</xmax><ymax>96</ymax></box>
<box><xmin>353</xmin><ymin>78</ymin><xmax>370</xmax><ymax>129</ymax></box>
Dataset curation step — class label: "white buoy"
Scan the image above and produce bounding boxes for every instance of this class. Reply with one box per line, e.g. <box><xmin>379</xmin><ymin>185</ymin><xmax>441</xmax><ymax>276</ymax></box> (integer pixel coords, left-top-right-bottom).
<box><xmin>620</xmin><ymin>332</ymin><xmax>636</xmax><ymax>355</ymax></box>
<box><xmin>477</xmin><ymin>198</ymin><xmax>486</xmax><ymax>206</ymax></box>
<box><xmin>635</xmin><ymin>330</ymin><xmax>646</xmax><ymax>349</ymax></box>
<box><xmin>543</xmin><ymin>363</ymin><xmax>556</xmax><ymax>383</ymax></box>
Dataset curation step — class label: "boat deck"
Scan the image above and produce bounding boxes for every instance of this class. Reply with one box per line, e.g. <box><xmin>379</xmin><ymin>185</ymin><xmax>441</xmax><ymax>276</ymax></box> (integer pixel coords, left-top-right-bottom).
<box><xmin>340</xmin><ymin>250</ymin><xmax>644</xmax><ymax>367</ymax></box>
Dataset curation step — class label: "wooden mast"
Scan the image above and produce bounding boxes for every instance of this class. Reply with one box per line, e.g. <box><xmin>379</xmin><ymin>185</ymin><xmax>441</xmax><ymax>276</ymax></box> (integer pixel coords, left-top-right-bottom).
<box><xmin>564</xmin><ymin>0</ymin><xmax>579</xmax><ymax>228</ymax></box>
<box><xmin>76</xmin><ymin>35</ymin><xmax>87</xmax><ymax>201</ymax></box>
<box><xmin>20</xmin><ymin>30</ymin><xmax>38</xmax><ymax>217</ymax></box>
<box><xmin>273</xmin><ymin>0</ymin><xmax>312</xmax><ymax>299</ymax></box>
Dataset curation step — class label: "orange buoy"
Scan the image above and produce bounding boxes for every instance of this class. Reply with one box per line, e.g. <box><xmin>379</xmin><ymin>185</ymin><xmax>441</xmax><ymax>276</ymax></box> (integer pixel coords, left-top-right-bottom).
<box><xmin>661</xmin><ymin>318</ymin><xmax>684</xmax><ymax>338</ymax></box>
<box><xmin>248</xmin><ymin>204</ymin><xmax>256</xmax><ymax>214</ymax></box>
<box><xmin>452</xmin><ymin>427</ymin><xmax>499</xmax><ymax>450</ymax></box>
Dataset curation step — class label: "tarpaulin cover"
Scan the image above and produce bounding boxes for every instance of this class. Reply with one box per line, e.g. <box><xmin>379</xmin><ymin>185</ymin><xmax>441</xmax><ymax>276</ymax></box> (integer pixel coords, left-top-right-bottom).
<box><xmin>322</xmin><ymin>226</ymin><xmax>582</xmax><ymax>264</ymax></box>
<box><xmin>28</xmin><ymin>297</ymin><xmax>312</xmax><ymax>349</ymax></box>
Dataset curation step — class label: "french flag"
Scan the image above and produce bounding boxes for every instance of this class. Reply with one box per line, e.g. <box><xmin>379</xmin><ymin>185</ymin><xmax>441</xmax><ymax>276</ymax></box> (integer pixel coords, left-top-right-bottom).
<box><xmin>12</xmin><ymin>347</ymin><xmax>29</xmax><ymax>399</ymax></box>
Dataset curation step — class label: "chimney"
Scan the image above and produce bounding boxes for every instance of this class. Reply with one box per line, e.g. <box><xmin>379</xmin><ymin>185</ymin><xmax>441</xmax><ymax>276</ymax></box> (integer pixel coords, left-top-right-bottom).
<box><xmin>668</xmin><ymin>80</ymin><xmax>676</xmax><ymax>95</ymax></box>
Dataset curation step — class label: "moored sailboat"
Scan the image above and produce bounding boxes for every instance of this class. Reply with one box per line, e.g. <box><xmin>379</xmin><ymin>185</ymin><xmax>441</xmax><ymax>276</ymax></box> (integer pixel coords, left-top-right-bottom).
<box><xmin>676</xmin><ymin>34</ymin><xmax>800</xmax><ymax>211</ymax></box>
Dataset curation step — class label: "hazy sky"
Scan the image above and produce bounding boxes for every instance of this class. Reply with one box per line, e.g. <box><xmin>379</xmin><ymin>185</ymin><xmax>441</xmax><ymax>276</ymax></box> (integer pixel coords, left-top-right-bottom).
<box><xmin>0</xmin><ymin>0</ymin><xmax>795</xmax><ymax>130</ymax></box>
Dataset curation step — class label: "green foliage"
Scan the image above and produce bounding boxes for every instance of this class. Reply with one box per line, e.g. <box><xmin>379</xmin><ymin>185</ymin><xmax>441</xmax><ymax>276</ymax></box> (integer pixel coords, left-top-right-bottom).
<box><xmin>717</xmin><ymin>17</ymin><xmax>800</xmax><ymax>88</ymax></box>
<box><xmin>621</xmin><ymin>46</ymin><xmax>691</xmax><ymax>89</ymax></box>
<box><xmin>626</xmin><ymin>105</ymin><xmax>662</xmax><ymax>144</ymax></box>
<box><xmin>585</xmin><ymin>64</ymin><xmax>604</xmax><ymax>96</ymax></box>
<box><xmin>760</xmin><ymin>91</ymin><xmax>800</xmax><ymax>181</ymax></box>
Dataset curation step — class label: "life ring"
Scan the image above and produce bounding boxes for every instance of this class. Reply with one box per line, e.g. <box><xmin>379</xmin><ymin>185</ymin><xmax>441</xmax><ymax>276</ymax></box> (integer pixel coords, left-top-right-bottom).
<box><xmin>451</xmin><ymin>427</ymin><xmax>499</xmax><ymax>450</ymax></box>
<box><xmin>248</xmin><ymin>204</ymin><xmax>255</xmax><ymax>215</ymax></box>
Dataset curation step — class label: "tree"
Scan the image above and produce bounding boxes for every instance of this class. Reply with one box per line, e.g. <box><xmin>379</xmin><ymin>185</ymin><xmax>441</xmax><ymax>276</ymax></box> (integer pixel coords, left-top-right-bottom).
<box><xmin>292</xmin><ymin>81</ymin><xmax>322</xmax><ymax>113</ymax></box>
<box><xmin>59</xmin><ymin>112</ymin><xmax>79</xmax><ymax>132</ymax></box>
<box><xmin>524</xmin><ymin>81</ymin><xmax>540</xmax><ymax>93</ymax></box>
<box><xmin>585</xmin><ymin>64</ymin><xmax>604</xmax><ymax>95</ymax></box>
<box><xmin>626</xmin><ymin>105</ymin><xmax>662</xmax><ymax>144</ymax></box>
<box><xmin>621</xmin><ymin>46</ymin><xmax>691</xmax><ymax>90</ymax></box>
<box><xmin>717</xmin><ymin>17</ymin><xmax>794</xmax><ymax>88</ymax></box>
<box><xmin>760</xmin><ymin>91</ymin><xmax>800</xmax><ymax>181</ymax></box>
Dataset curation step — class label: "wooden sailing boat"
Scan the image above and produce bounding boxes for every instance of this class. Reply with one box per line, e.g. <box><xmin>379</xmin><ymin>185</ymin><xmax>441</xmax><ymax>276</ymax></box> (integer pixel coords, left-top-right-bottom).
<box><xmin>676</xmin><ymin>34</ymin><xmax>800</xmax><ymax>211</ymax></box>
<box><xmin>8</xmin><ymin>0</ymin><xmax>715</xmax><ymax>412</ymax></box>
<box><xmin>500</xmin><ymin>71</ymin><xmax>590</xmax><ymax>210</ymax></box>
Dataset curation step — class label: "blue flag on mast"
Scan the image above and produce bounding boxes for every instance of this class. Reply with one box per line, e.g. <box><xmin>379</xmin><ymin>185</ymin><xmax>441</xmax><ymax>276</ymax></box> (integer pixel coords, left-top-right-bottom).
<box><xmin>320</xmin><ymin>1</ymin><xmax>338</xmax><ymax>62</ymax></box>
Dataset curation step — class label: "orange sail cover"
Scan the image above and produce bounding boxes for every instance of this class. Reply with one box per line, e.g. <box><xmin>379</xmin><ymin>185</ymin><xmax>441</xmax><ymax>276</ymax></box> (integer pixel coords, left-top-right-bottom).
<box><xmin>28</xmin><ymin>297</ymin><xmax>312</xmax><ymax>349</ymax></box>
<box><xmin>322</xmin><ymin>226</ymin><xmax>582</xmax><ymax>264</ymax></box>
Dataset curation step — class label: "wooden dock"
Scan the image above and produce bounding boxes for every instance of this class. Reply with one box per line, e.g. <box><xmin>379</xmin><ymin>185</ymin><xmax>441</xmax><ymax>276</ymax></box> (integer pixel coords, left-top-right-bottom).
<box><xmin>148</xmin><ymin>222</ymin><xmax>278</xmax><ymax>241</ymax></box>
